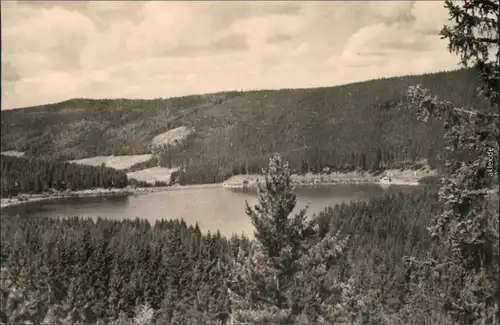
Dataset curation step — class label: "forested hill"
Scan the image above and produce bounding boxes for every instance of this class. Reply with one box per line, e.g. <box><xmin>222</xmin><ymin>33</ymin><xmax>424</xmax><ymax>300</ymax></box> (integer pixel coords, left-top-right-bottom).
<box><xmin>1</xmin><ymin>68</ymin><xmax>492</xmax><ymax>183</ymax></box>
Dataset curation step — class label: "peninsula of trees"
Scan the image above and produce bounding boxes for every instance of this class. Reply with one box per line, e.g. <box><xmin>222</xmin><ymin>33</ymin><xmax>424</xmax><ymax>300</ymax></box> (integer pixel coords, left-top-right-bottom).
<box><xmin>0</xmin><ymin>155</ymin><xmax>128</xmax><ymax>197</ymax></box>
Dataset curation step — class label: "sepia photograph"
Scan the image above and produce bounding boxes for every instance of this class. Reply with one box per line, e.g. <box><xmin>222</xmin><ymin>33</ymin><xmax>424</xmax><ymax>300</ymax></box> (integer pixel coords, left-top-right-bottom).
<box><xmin>0</xmin><ymin>0</ymin><xmax>498</xmax><ymax>324</ymax></box>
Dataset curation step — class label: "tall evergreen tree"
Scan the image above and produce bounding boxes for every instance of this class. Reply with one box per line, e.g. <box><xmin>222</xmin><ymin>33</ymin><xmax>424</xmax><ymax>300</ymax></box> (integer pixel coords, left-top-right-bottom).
<box><xmin>402</xmin><ymin>1</ymin><xmax>499</xmax><ymax>324</ymax></box>
<box><xmin>230</xmin><ymin>153</ymin><xmax>318</xmax><ymax>322</ymax></box>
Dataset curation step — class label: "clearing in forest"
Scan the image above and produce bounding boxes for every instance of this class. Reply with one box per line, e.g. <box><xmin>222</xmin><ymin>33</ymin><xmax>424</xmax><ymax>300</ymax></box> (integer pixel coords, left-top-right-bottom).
<box><xmin>71</xmin><ymin>154</ymin><xmax>152</xmax><ymax>170</ymax></box>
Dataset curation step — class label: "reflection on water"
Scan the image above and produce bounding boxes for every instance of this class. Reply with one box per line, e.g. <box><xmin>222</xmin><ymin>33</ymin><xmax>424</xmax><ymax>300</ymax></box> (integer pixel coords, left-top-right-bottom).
<box><xmin>1</xmin><ymin>184</ymin><xmax>414</xmax><ymax>237</ymax></box>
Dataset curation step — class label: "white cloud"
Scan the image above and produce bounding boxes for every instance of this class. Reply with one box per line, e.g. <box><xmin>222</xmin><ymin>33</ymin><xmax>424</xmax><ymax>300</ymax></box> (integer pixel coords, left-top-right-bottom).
<box><xmin>1</xmin><ymin>1</ymin><xmax>463</xmax><ymax>110</ymax></box>
<box><xmin>368</xmin><ymin>1</ymin><xmax>414</xmax><ymax>23</ymax></box>
<box><xmin>127</xmin><ymin>3</ymin><xmax>214</xmax><ymax>55</ymax></box>
<box><xmin>411</xmin><ymin>1</ymin><xmax>450</xmax><ymax>34</ymax></box>
<box><xmin>3</xmin><ymin>6</ymin><xmax>95</xmax><ymax>73</ymax></box>
<box><xmin>335</xmin><ymin>1</ymin><xmax>460</xmax><ymax>79</ymax></box>
<box><xmin>80</xmin><ymin>20</ymin><xmax>136</xmax><ymax>70</ymax></box>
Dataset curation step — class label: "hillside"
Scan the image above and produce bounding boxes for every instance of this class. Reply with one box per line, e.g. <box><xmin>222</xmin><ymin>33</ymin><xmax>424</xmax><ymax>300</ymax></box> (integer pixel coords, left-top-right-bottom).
<box><xmin>151</xmin><ymin>126</ymin><xmax>195</xmax><ymax>150</ymax></box>
<box><xmin>1</xmin><ymin>68</ymin><xmax>492</xmax><ymax>184</ymax></box>
<box><xmin>70</xmin><ymin>154</ymin><xmax>152</xmax><ymax>170</ymax></box>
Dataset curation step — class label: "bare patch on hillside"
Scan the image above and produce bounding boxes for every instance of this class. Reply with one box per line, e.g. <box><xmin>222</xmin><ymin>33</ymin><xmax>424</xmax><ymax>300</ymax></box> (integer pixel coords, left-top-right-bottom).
<box><xmin>71</xmin><ymin>154</ymin><xmax>152</xmax><ymax>170</ymax></box>
<box><xmin>1</xmin><ymin>150</ymin><xmax>24</xmax><ymax>157</ymax></box>
<box><xmin>151</xmin><ymin>126</ymin><xmax>194</xmax><ymax>149</ymax></box>
<box><xmin>127</xmin><ymin>167</ymin><xmax>178</xmax><ymax>184</ymax></box>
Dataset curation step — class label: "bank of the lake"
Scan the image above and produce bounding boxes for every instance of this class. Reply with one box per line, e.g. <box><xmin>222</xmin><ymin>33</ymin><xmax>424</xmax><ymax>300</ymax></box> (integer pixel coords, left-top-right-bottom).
<box><xmin>2</xmin><ymin>184</ymin><xmax>420</xmax><ymax>238</ymax></box>
<box><xmin>1</xmin><ymin>188</ymin><xmax>131</xmax><ymax>209</ymax></box>
<box><xmin>0</xmin><ymin>168</ymin><xmax>436</xmax><ymax>209</ymax></box>
<box><xmin>222</xmin><ymin>168</ymin><xmax>437</xmax><ymax>189</ymax></box>
<box><xmin>0</xmin><ymin>184</ymin><xmax>223</xmax><ymax>209</ymax></box>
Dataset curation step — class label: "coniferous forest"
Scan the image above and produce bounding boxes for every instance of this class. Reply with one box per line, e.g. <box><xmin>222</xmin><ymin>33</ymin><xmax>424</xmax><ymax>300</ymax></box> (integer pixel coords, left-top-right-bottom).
<box><xmin>0</xmin><ymin>155</ymin><xmax>128</xmax><ymax>197</ymax></box>
<box><xmin>1</xmin><ymin>153</ymin><xmax>497</xmax><ymax>324</ymax></box>
<box><xmin>1</xmin><ymin>1</ymin><xmax>498</xmax><ymax>324</ymax></box>
<box><xmin>0</xmin><ymin>184</ymin><xmax>440</xmax><ymax>324</ymax></box>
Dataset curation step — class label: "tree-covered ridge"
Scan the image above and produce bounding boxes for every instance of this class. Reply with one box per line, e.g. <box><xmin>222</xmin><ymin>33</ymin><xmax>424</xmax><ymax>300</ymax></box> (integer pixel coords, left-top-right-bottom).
<box><xmin>1</xmin><ymin>69</ymin><xmax>492</xmax><ymax>179</ymax></box>
<box><xmin>0</xmin><ymin>155</ymin><xmax>128</xmax><ymax>197</ymax></box>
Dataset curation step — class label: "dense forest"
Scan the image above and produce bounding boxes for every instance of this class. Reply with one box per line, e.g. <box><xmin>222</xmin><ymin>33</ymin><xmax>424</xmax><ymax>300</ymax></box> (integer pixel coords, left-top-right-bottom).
<box><xmin>1</xmin><ymin>1</ymin><xmax>498</xmax><ymax>324</ymax></box>
<box><xmin>0</xmin><ymin>184</ymin><xmax>441</xmax><ymax>324</ymax></box>
<box><xmin>1</xmin><ymin>68</ymin><xmax>494</xmax><ymax>185</ymax></box>
<box><xmin>1</xmin><ymin>148</ymin><xmax>497</xmax><ymax>324</ymax></box>
<box><xmin>0</xmin><ymin>155</ymin><xmax>128</xmax><ymax>197</ymax></box>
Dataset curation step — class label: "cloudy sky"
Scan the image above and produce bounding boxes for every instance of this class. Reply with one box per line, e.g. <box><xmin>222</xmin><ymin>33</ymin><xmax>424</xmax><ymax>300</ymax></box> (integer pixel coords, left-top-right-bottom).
<box><xmin>1</xmin><ymin>1</ymin><xmax>461</xmax><ymax>110</ymax></box>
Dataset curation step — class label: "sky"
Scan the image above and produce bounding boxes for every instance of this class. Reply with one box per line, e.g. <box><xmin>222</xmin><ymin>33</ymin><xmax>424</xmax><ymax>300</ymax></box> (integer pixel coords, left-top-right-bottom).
<box><xmin>1</xmin><ymin>1</ymin><xmax>462</xmax><ymax>110</ymax></box>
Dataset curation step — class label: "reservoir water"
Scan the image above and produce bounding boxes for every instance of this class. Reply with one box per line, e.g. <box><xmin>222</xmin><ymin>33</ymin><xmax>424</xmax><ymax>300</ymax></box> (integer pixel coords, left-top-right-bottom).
<box><xmin>2</xmin><ymin>184</ymin><xmax>415</xmax><ymax>237</ymax></box>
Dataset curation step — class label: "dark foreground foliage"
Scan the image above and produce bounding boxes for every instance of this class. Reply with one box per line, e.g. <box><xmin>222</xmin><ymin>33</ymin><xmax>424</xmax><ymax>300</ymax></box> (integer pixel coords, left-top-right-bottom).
<box><xmin>0</xmin><ymin>186</ymin><xmax>440</xmax><ymax>324</ymax></box>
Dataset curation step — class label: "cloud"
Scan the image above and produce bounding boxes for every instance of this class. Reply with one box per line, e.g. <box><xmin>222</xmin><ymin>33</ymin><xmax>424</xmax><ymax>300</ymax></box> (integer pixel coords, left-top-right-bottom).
<box><xmin>368</xmin><ymin>1</ymin><xmax>414</xmax><ymax>24</ymax></box>
<box><xmin>1</xmin><ymin>61</ymin><xmax>20</xmax><ymax>108</ymax></box>
<box><xmin>411</xmin><ymin>1</ymin><xmax>451</xmax><ymax>34</ymax></box>
<box><xmin>336</xmin><ymin>1</ymin><xmax>460</xmax><ymax>74</ymax></box>
<box><xmin>1</xmin><ymin>1</ymin><xmax>463</xmax><ymax>110</ymax></box>
<box><xmin>339</xmin><ymin>23</ymin><xmax>436</xmax><ymax>65</ymax></box>
<box><xmin>162</xmin><ymin>34</ymin><xmax>249</xmax><ymax>57</ymax></box>
<box><xmin>225</xmin><ymin>13</ymin><xmax>305</xmax><ymax>56</ymax></box>
<box><xmin>79</xmin><ymin>20</ymin><xmax>136</xmax><ymax>71</ymax></box>
<box><xmin>1</xmin><ymin>61</ymin><xmax>21</xmax><ymax>83</ymax></box>
<box><xmin>3</xmin><ymin>5</ymin><xmax>95</xmax><ymax>76</ymax></box>
<box><xmin>266</xmin><ymin>33</ymin><xmax>294</xmax><ymax>45</ymax></box>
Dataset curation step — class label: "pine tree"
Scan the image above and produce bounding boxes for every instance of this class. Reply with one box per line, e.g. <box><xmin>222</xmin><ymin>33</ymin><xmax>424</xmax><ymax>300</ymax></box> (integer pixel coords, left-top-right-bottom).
<box><xmin>293</xmin><ymin>232</ymin><xmax>350</xmax><ymax>323</ymax></box>
<box><xmin>402</xmin><ymin>1</ymin><xmax>499</xmax><ymax>324</ymax></box>
<box><xmin>440</xmin><ymin>0</ymin><xmax>499</xmax><ymax>104</ymax></box>
<box><xmin>230</xmin><ymin>153</ymin><xmax>318</xmax><ymax>322</ymax></box>
<box><xmin>132</xmin><ymin>302</ymin><xmax>155</xmax><ymax>325</ymax></box>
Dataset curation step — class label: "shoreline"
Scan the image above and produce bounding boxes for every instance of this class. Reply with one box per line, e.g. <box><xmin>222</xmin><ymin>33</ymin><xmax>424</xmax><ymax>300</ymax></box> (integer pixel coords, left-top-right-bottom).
<box><xmin>222</xmin><ymin>169</ymin><xmax>436</xmax><ymax>189</ymax></box>
<box><xmin>0</xmin><ymin>183</ymin><xmax>224</xmax><ymax>209</ymax></box>
<box><xmin>222</xmin><ymin>179</ymin><xmax>421</xmax><ymax>189</ymax></box>
<box><xmin>0</xmin><ymin>169</ymin><xmax>436</xmax><ymax>209</ymax></box>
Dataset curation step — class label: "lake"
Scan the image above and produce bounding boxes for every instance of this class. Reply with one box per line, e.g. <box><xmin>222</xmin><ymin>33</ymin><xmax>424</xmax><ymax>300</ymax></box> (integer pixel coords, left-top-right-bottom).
<box><xmin>1</xmin><ymin>184</ymin><xmax>415</xmax><ymax>237</ymax></box>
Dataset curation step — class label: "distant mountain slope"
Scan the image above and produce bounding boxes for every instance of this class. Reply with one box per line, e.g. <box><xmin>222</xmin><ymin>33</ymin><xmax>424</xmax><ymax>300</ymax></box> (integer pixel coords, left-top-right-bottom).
<box><xmin>1</xmin><ymin>68</ymin><xmax>492</xmax><ymax>184</ymax></box>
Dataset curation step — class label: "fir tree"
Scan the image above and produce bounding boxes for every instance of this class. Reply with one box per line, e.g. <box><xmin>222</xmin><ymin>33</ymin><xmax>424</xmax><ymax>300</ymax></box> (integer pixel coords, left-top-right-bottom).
<box><xmin>440</xmin><ymin>0</ymin><xmax>499</xmax><ymax>104</ymax></box>
<box><xmin>231</xmin><ymin>153</ymin><xmax>318</xmax><ymax>322</ymax></box>
<box><xmin>402</xmin><ymin>1</ymin><xmax>499</xmax><ymax>324</ymax></box>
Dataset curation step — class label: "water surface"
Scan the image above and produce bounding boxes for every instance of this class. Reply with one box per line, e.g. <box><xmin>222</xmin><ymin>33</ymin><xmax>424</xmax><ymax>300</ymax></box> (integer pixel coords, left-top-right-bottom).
<box><xmin>2</xmin><ymin>184</ymin><xmax>413</xmax><ymax>237</ymax></box>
